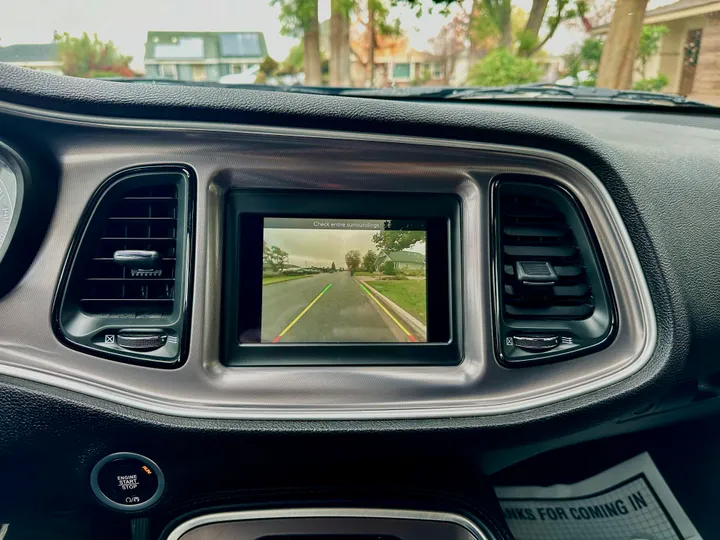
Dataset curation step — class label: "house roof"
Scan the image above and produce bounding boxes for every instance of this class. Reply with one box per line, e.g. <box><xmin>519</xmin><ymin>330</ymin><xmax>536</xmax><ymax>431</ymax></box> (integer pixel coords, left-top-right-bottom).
<box><xmin>592</xmin><ymin>0</ymin><xmax>720</xmax><ymax>32</ymax></box>
<box><xmin>145</xmin><ymin>31</ymin><xmax>267</xmax><ymax>61</ymax></box>
<box><xmin>383</xmin><ymin>251</ymin><xmax>425</xmax><ymax>264</ymax></box>
<box><xmin>0</xmin><ymin>43</ymin><xmax>58</xmax><ymax>63</ymax></box>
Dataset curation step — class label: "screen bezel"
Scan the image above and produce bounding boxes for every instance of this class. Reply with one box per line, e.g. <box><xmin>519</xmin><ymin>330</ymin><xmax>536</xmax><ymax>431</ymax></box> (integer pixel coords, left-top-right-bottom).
<box><xmin>223</xmin><ymin>190</ymin><xmax>461</xmax><ymax>366</ymax></box>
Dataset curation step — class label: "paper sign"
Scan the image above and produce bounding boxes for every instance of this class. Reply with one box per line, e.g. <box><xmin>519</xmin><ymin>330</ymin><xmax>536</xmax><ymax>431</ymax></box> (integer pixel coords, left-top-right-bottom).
<box><xmin>495</xmin><ymin>453</ymin><xmax>701</xmax><ymax>540</ymax></box>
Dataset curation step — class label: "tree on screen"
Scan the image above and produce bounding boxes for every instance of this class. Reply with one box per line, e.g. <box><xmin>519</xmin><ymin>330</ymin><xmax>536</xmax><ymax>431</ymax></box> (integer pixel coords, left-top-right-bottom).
<box><xmin>372</xmin><ymin>230</ymin><xmax>424</xmax><ymax>252</ymax></box>
<box><xmin>331</xmin><ymin>261</ymin><xmax>337</xmax><ymax>272</ymax></box>
<box><xmin>362</xmin><ymin>250</ymin><xmax>378</xmax><ymax>272</ymax></box>
<box><xmin>265</xmin><ymin>245</ymin><xmax>289</xmax><ymax>271</ymax></box>
<box><xmin>345</xmin><ymin>250</ymin><xmax>362</xmax><ymax>275</ymax></box>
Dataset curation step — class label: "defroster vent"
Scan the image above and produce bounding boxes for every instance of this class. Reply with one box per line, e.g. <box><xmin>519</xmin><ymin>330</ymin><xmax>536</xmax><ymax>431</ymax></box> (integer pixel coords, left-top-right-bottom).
<box><xmin>54</xmin><ymin>167</ymin><xmax>194</xmax><ymax>367</ymax></box>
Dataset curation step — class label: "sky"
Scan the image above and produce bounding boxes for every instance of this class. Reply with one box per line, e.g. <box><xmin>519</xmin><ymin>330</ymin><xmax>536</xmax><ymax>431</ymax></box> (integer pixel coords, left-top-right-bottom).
<box><xmin>0</xmin><ymin>0</ymin><xmax>680</xmax><ymax>72</ymax></box>
<box><xmin>264</xmin><ymin>227</ymin><xmax>426</xmax><ymax>268</ymax></box>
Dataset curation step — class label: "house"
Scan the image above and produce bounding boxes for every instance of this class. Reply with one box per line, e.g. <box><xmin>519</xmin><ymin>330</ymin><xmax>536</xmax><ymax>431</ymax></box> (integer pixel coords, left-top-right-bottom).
<box><xmin>144</xmin><ymin>32</ymin><xmax>267</xmax><ymax>82</ymax></box>
<box><xmin>591</xmin><ymin>0</ymin><xmax>720</xmax><ymax>104</ymax></box>
<box><xmin>350</xmin><ymin>36</ymin><xmax>447</xmax><ymax>87</ymax></box>
<box><xmin>376</xmin><ymin>250</ymin><xmax>426</xmax><ymax>272</ymax></box>
<box><xmin>0</xmin><ymin>43</ymin><xmax>62</xmax><ymax>75</ymax></box>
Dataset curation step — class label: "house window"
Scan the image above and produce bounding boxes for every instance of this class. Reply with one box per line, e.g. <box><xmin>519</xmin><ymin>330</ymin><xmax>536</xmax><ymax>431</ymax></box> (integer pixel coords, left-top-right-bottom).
<box><xmin>432</xmin><ymin>64</ymin><xmax>443</xmax><ymax>79</ymax></box>
<box><xmin>393</xmin><ymin>63</ymin><xmax>411</xmax><ymax>79</ymax></box>
<box><xmin>230</xmin><ymin>64</ymin><xmax>244</xmax><ymax>74</ymax></box>
<box><xmin>158</xmin><ymin>64</ymin><xmax>178</xmax><ymax>79</ymax></box>
<box><xmin>192</xmin><ymin>64</ymin><xmax>206</xmax><ymax>81</ymax></box>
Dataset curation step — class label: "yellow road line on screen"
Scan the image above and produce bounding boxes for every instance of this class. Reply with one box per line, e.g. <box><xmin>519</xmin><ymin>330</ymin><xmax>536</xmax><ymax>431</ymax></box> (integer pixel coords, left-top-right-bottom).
<box><xmin>358</xmin><ymin>282</ymin><xmax>417</xmax><ymax>342</ymax></box>
<box><xmin>273</xmin><ymin>283</ymin><xmax>332</xmax><ymax>343</ymax></box>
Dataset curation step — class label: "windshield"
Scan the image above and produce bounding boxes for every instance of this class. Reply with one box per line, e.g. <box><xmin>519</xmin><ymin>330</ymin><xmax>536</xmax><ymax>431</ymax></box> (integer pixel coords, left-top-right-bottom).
<box><xmin>0</xmin><ymin>0</ymin><xmax>715</xmax><ymax>106</ymax></box>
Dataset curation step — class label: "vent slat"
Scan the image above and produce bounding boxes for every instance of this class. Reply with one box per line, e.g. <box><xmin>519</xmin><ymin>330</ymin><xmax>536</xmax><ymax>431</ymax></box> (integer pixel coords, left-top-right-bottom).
<box><xmin>501</xmin><ymin>192</ymin><xmax>594</xmax><ymax>321</ymax></box>
<box><xmin>504</xmin><ymin>245</ymin><xmax>576</xmax><ymax>257</ymax></box>
<box><xmin>80</xmin><ymin>184</ymin><xmax>178</xmax><ymax>315</ymax></box>
<box><xmin>504</xmin><ymin>226</ymin><xmax>566</xmax><ymax>237</ymax></box>
<box><xmin>505</xmin><ymin>304</ymin><xmax>594</xmax><ymax>318</ymax></box>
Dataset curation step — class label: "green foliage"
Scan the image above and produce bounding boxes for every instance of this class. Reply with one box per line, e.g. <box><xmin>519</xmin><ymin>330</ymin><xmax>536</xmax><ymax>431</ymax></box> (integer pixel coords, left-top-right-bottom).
<box><xmin>331</xmin><ymin>261</ymin><xmax>336</xmax><ymax>272</ymax></box>
<box><xmin>632</xmin><ymin>74</ymin><xmax>669</xmax><ymax>92</ymax></box>
<box><xmin>279</xmin><ymin>42</ymin><xmax>304</xmax><ymax>74</ymax></box>
<box><xmin>637</xmin><ymin>25</ymin><xmax>668</xmax><ymax>77</ymax></box>
<box><xmin>382</xmin><ymin>261</ymin><xmax>396</xmax><ymax>275</ymax></box>
<box><xmin>345</xmin><ymin>249</ymin><xmax>362</xmax><ymax>273</ymax></box>
<box><xmin>263</xmin><ymin>244</ymin><xmax>289</xmax><ymax>271</ymax></box>
<box><xmin>260</xmin><ymin>56</ymin><xmax>280</xmax><ymax>76</ymax></box>
<box><xmin>371</xmin><ymin>0</ymin><xmax>403</xmax><ymax>38</ymax></box>
<box><xmin>271</xmin><ymin>0</ymin><xmax>320</xmax><ymax>37</ymax></box>
<box><xmin>362</xmin><ymin>250</ymin><xmax>378</xmax><ymax>272</ymax></box>
<box><xmin>467</xmin><ymin>48</ymin><xmax>542</xmax><ymax>86</ymax></box>
<box><xmin>565</xmin><ymin>37</ymin><xmax>602</xmax><ymax>86</ymax></box>
<box><xmin>371</xmin><ymin>230</ymin><xmax>425</xmax><ymax>252</ymax></box>
<box><xmin>53</xmin><ymin>32</ymin><xmax>132</xmax><ymax>78</ymax></box>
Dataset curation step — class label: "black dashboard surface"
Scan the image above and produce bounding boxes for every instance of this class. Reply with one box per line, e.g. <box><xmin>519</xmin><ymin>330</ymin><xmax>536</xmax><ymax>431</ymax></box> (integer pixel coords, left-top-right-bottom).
<box><xmin>0</xmin><ymin>63</ymin><xmax>718</xmax><ymax>525</ymax></box>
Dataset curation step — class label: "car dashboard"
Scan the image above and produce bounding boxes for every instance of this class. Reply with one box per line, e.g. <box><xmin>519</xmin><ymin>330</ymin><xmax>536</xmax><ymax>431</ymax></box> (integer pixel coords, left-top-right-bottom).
<box><xmin>0</xmin><ymin>63</ymin><xmax>718</xmax><ymax>539</ymax></box>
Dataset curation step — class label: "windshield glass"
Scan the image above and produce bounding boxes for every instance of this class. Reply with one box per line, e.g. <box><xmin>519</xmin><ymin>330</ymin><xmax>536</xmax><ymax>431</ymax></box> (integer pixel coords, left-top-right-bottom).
<box><xmin>0</xmin><ymin>0</ymin><xmax>715</xmax><ymax>106</ymax></box>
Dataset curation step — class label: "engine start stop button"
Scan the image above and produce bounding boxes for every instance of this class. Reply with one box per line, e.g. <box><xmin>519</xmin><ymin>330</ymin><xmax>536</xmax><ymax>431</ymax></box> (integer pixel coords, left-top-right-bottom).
<box><xmin>90</xmin><ymin>452</ymin><xmax>165</xmax><ymax>511</ymax></box>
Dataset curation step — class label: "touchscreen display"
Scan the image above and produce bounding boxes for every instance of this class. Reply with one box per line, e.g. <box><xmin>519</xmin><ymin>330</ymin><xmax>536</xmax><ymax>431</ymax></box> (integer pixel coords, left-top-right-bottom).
<box><xmin>261</xmin><ymin>218</ymin><xmax>427</xmax><ymax>343</ymax></box>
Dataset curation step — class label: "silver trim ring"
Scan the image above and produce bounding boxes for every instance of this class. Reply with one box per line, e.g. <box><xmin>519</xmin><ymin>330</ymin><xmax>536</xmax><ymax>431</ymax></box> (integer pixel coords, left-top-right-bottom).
<box><xmin>164</xmin><ymin>507</ymin><xmax>495</xmax><ymax>540</ymax></box>
<box><xmin>0</xmin><ymin>99</ymin><xmax>657</xmax><ymax>420</ymax></box>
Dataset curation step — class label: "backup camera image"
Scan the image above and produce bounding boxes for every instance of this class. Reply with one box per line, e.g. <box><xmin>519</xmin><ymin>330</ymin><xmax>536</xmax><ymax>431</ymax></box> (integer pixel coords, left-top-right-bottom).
<box><xmin>261</xmin><ymin>218</ymin><xmax>427</xmax><ymax>343</ymax></box>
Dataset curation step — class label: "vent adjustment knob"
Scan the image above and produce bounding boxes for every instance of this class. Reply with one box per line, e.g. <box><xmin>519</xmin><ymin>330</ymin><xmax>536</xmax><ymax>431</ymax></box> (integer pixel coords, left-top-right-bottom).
<box><xmin>116</xmin><ymin>330</ymin><xmax>168</xmax><ymax>351</ymax></box>
<box><xmin>512</xmin><ymin>335</ymin><xmax>560</xmax><ymax>352</ymax></box>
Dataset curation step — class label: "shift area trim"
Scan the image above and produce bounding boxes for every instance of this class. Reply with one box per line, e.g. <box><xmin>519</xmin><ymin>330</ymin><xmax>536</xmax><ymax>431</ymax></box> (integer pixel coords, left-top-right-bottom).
<box><xmin>0</xmin><ymin>100</ymin><xmax>656</xmax><ymax>420</ymax></box>
<box><xmin>164</xmin><ymin>508</ymin><xmax>494</xmax><ymax>540</ymax></box>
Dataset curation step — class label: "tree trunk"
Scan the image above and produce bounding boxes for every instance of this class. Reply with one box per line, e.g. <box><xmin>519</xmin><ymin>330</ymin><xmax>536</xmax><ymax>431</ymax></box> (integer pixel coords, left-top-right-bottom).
<box><xmin>368</xmin><ymin>1</ymin><xmax>376</xmax><ymax>86</ymax></box>
<box><xmin>340</xmin><ymin>9</ymin><xmax>351</xmax><ymax>85</ymax></box>
<box><xmin>304</xmin><ymin>0</ymin><xmax>322</xmax><ymax>86</ymax></box>
<box><xmin>465</xmin><ymin>0</ymin><xmax>480</xmax><ymax>65</ymax></box>
<box><xmin>330</xmin><ymin>0</ymin><xmax>343</xmax><ymax>86</ymax></box>
<box><xmin>501</xmin><ymin>15</ymin><xmax>513</xmax><ymax>49</ymax></box>
<box><xmin>596</xmin><ymin>0</ymin><xmax>649</xmax><ymax>89</ymax></box>
<box><xmin>519</xmin><ymin>0</ymin><xmax>549</xmax><ymax>56</ymax></box>
<box><xmin>524</xmin><ymin>0</ymin><xmax>549</xmax><ymax>40</ymax></box>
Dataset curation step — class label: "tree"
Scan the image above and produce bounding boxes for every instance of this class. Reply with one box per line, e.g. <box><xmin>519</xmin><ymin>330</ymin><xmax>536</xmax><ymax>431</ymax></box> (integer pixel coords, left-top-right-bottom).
<box><xmin>54</xmin><ymin>32</ymin><xmax>133</xmax><ymax>78</ymax></box>
<box><xmin>331</xmin><ymin>261</ymin><xmax>337</xmax><ymax>272</ymax></box>
<box><xmin>595</xmin><ymin>0</ymin><xmax>649</xmax><ymax>89</ymax></box>
<box><xmin>330</xmin><ymin>0</ymin><xmax>353</xmax><ymax>86</ymax></box>
<box><xmin>272</xmin><ymin>0</ymin><xmax>322</xmax><ymax>85</ymax></box>
<box><xmin>345</xmin><ymin>250</ymin><xmax>362</xmax><ymax>274</ymax></box>
<box><xmin>260</xmin><ymin>56</ymin><xmax>280</xmax><ymax>77</ymax></box>
<box><xmin>467</xmin><ymin>48</ymin><xmax>542</xmax><ymax>85</ymax></box>
<box><xmin>372</xmin><ymin>230</ymin><xmax>425</xmax><ymax>252</ymax></box>
<box><xmin>268</xmin><ymin>245</ymin><xmax>289</xmax><ymax>271</ymax></box>
<box><xmin>564</xmin><ymin>36</ymin><xmax>603</xmax><ymax>85</ymax></box>
<box><xmin>430</xmin><ymin>13</ymin><xmax>466</xmax><ymax>84</ymax></box>
<box><xmin>351</xmin><ymin>0</ymin><xmax>401</xmax><ymax>86</ymax></box>
<box><xmin>362</xmin><ymin>250</ymin><xmax>378</xmax><ymax>272</ymax></box>
<box><xmin>516</xmin><ymin>0</ymin><xmax>578</xmax><ymax>57</ymax></box>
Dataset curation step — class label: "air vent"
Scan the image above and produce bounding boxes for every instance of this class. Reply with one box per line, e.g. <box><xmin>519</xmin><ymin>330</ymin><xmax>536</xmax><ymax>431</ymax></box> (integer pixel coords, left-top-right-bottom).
<box><xmin>494</xmin><ymin>179</ymin><xmax>615</xmax><ymax>365</ymax></box>
<box><xmin>500</xmin><ymin>192</ymin><xmax>594</xmax><ymax>320</ymax></box>
<box><xmin>54</xmin><ymin>167</ymin><xmax>193</xmax><ymax>366</ymax></box>
<box><xmin>80</xmin><ymin>185</ymin><xmax>178</xmax><ymax>315</ymax></box>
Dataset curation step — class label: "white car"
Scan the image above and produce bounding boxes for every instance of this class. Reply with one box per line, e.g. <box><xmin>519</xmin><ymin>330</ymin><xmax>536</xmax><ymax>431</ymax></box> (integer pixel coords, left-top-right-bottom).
<box><xmin>219</xmin><ymin>65</ymin><xmax>261</xmax><ymax>85</ymax></box>
<box><xmin>556</xmin><ymin>70</ymin><xmax>592</xmax><ymax>86</ymax></box>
